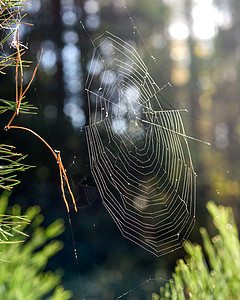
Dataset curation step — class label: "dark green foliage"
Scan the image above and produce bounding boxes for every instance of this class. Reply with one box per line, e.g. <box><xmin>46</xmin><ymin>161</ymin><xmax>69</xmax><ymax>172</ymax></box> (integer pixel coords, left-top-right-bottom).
<box><xmin>0</xmin><ymin>99</ymin><xmax>37</xmax><ymax>115</ymax></box>
<box><xmin>153</xmin><ymin>202</ymin><xmax>240</xmax><ymax>299</ymax></box>
<box><xmin>0</xmin><ymin>3</ymin><xmax>72</xmax><ymax>298</ymax></box>
<box><xmin>0</xmin><ymin>192</ymin><xmax>72</xmax><ymax>299</ymax></box>
<box><xmin>0</xmin><ymin>145</ymin><xmax>33</xmax><ymax>190</ymax></box>
<box><xmin>0</xmin><ymin>193</ymin><xmax>30</xmax><ymax>243</ymax></box>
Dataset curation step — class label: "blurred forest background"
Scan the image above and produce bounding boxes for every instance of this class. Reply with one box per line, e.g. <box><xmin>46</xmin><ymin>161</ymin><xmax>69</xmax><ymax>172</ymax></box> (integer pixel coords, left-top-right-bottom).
<box><xmin>1</xmin><ymin>0</ymin><xmax>240</xmax><ymax>299</ymax></box>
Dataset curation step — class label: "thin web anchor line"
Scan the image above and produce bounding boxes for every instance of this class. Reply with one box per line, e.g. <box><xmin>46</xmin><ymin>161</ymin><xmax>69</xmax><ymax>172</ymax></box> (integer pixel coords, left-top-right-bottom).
<box><xmin>141</xmin><ymin>119</ymin><xmax>211</xmax><ymax>145</ymax></box>
<box><xmin>116</xmin><ymin>276</ymin><xmax>182</xmax><ymax>299</ymax></box>
<box><xmin>67</xmin><ymin>211</ymin><xmax>85</xmax><ymax>299</ymax></box>
<box><xmin>85</xmin><ymin>88</ymin><xmax>189</xmax><ymax>115</ymax></box>
<box><xmin>86</xmin><ymin>85</ymin><xmax>209</xmax><ymax>145</ymax></box>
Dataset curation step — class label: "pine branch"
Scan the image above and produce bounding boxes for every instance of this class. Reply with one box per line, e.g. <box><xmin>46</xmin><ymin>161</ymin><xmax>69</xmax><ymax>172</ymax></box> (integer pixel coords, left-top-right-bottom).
<box><xmin>0</xmin><ymin>98</ymin><xmax>37</xmax><ymax>115</ymax></box>
<box><xmin>0</xmin><ymin>144</ymin><xmax>33</xmax><ymax>190</ymax></box>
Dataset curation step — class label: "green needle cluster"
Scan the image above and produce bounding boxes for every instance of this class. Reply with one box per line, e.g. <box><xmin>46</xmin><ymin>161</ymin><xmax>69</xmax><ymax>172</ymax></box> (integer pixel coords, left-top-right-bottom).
<box><xmin>153</xmin><ymin>202</ymin><xmax>240</xmax><ymax>300</ymax></box>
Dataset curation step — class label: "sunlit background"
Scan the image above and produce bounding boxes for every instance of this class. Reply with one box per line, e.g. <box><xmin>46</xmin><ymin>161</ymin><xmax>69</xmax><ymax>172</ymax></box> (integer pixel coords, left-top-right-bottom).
<box><xmin>1</xmin><ymin>0</ymin><xmax>240</xmax><ymax>299</ymax></box>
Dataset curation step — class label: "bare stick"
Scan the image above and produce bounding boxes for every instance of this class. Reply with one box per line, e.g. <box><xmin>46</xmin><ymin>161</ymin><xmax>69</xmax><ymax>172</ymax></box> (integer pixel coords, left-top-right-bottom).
<box><xmin>5</xmin><ymin>125</ymin><xmax>78</xmax><ymax>212</ymax></box>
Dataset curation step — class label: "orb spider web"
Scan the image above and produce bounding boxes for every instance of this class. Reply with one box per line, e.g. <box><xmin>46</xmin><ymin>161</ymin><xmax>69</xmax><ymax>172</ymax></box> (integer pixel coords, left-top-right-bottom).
<box><xmin>85</xmin><ymin>31</ymin><xmax>196</xmax><ymax>257</ymax></box>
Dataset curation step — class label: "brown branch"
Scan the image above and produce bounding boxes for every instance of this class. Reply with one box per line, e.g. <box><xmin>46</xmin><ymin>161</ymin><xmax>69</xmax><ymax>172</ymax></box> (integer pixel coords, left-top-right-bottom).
<box><xmin>4</xmin><ymin>125</ymin><xmax>78</xmax><ymax>212</ymax></box>
<box><xmin>5</xmin><ymin>31</ymin><xmax>42</xmax><ymax>128</ymax></box>
<box><xmin>58</xmin><ymin>152</ymin><xmax>77</xmax><ymax>212</ymax></box>
<box><xmin>0</xmin><ymin>50</ymin><xmax>26</xmax><ymax>72</ymax></box>
<box><xmin>21</xmin><ymin>49</ymin><xmax>43</xmax><ymax>99</ymax></box>
<box><xmin>0</xmin><ymin>8</ymin><xmax>22</xmax><ymax>27</ymax></box>
<box><xmin>15</xmin><ymin>35</ymin><xmax>19</xmax><ymax>111</ymax></box>
<box><xmin>3</xmin><ymin>16</ymin><xmax>77</xmax><ymax>212</ymax></box>
<box><xmin>16</xmin><ymin>31</ymin><xmax>23</xmax><ymax>114</ymax></box>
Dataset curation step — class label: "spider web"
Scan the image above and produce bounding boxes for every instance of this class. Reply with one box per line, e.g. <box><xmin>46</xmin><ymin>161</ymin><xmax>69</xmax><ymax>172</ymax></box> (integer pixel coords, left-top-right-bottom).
<box><xmin>0</xmin><ymin>2</ymin><xmax>25</xmax><ymax>52</ymax></box>
<box><xmin>85</xmin><ymin>31</ymin><xmax>196</xmax><ymax>257</ymax></box>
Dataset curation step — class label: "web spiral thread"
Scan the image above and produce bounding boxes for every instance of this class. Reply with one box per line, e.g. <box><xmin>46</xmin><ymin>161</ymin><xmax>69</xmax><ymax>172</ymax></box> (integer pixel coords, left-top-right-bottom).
<box><xmin>85</xmin><ymin>32</ymin><xmax>196</xmax><ymax>256</ymax></box>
